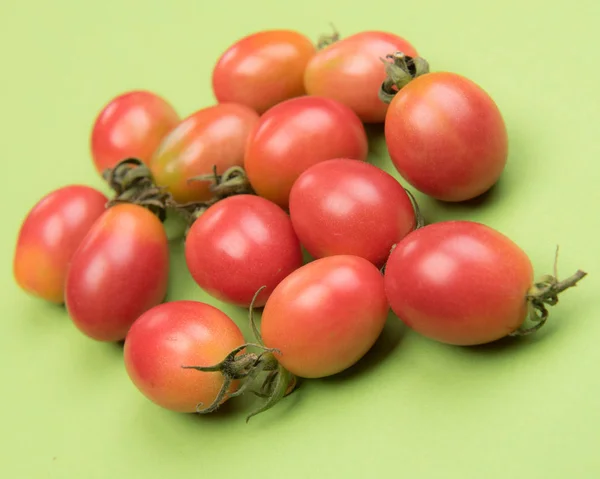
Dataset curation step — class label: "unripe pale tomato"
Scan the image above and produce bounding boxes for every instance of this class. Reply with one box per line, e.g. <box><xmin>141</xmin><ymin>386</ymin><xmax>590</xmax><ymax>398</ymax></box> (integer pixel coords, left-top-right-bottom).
<box><xmin>212</xmin><ymin>30</ymin><xmax>316</xmax><ymax>114</ymax></box>
<box><xmin>65</xmin><ymin>204</ymin><xmax>169</xmax><ymax>342</ymax></box>
<box><xmin>124</xmin><ymin>301</ymin><xmax>245</xmax><ymax>413</ymax></box>
<box><xmin>90</xmin><ymin>90</ymin><xmax>180</xmax><ymax>175</ymax></box>
<box><xmin>384</xmin><ymin>221</ymin><xmax>534</xmax><ymax>345</ymax></box>
<box><xmin>305</xmin><ymin>31</ymin><xmax>418</xmax><ymax>123</ymax></box>
<box><xmin>289</xmin><ymin>159</ymin><xmax>416</xmax><ymax>266</ymax></box>
<box><xmin>150</xmin><ymin>103</ymin><xmax>259</xmax><ymax>204</ymax></box>
<box><xmin>185</xmin><ymin>195</ymin><xmax>303</xmax><ymax>308</ymax></box>
<box><xmin>384</xmin><ymin>72</ymin><xmax>508</xmax><ymax>202</ymax></box>
<box><xmin>244</xmin><ymin>96</ymin><xmax>368</xmax><ymax>209</ymax></box>
<box><xmin>13</xmin><ymin>185</ymin><xmax>108</xmax><ymax>304</ymax></box>
<box><xmin>261</xmin><ymin>255</ymin><xmax>389</xmax><ymax>378</ymax></box>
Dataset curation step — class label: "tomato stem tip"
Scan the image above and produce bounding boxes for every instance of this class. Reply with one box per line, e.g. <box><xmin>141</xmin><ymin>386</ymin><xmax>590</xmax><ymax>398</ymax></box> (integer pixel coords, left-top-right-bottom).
<box><xmin>378</xmin><ymin>52</ymin><xmax>430</xmax><ymax>104</ymax></box>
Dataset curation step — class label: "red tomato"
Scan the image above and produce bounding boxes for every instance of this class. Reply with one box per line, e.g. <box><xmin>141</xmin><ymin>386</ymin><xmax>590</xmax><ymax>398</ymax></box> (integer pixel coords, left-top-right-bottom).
<box><xmin>244</xmin><ymin>96</ymin><xmax>369</xmax><ymax>209</ymax></box>
<box><xmin>289</xmin><ymin>159</ymin><xmax>416</xmax><ymax>266</ymax></box>
<box><xmin>212</xmin><ymin>30</ymin><xmax>316</xmax><ymax>114</ymax></box>
<box><xmin>305</xmin><ymin>31</ymin><xmax>418</xmax><ymax>123</ymax></box>
<box><xmin>150</xmin><ymin>103</ymin><xmax>259</xmax><ymax>204</ymax></box>
<box><xmin>124</xmin><ymin>301</ymin><xmax>245</xmax><ymax>413</ymax></box>
<box><xmin>13</xmin><ymin>186</ymin><xmax>108</xmax><ymax>304</ymax></box>
<box><xmin>260</xmin><ymin>255</ymin><xmax>389</xmax><ymax>378</ymax></box>
<box><xmin>65</xmin><ymin>204</ymin><xmax>169</xmax><ymax>342</ymax></box>
<box><xmin>185</xmin><ymin>195</ymin><xmax>303</xmax><ymax>308</ymax></box>
<box><xmin>90</xmin><ymin>91</ymin><xmax>180</xmax><ymax>175</ymax></box>
<box><xmin>384</xmin><ymin>72</ymin><xmax>508</xmax><ymax>202</ymax></box>
<box><xmin>384</xmin><ymin>221</ymin><xmax>534</xmax><ymax>345</ymax></box>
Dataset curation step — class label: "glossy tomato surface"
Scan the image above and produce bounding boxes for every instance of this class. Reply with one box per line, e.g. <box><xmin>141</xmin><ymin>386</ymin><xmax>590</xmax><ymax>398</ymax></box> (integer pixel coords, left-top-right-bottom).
<box><xmin>13</xmin><ymin>185</ymin><xmax>108</xmax><ymax>304</ymax></box>
<box><xmin>150</xmin><ymin>103</ymin><xmax>259</xmax><ymax>204</ymax></box>
<box><xmin>185</xmin><ymin>195</ymin><xmax>303</xmax><ymax>308</ymax></box>
<box><xmin>289</xmin><ymin>159</ymin><xmax>416</xmax><ymax>266</ymax></box>
<box><xmin>244</xmin><ymin>96</ymin><xmax>368</xmax><ymax>209</ymax></box>
<box><xmin>261</xmin><ymin>255</ymin><xmax>389</xmax><ymax>378</ymax></box>
<box><xmin>124</xmin><ymin>301</ymin><xmax>245</xmax><ymax>413</ymax></box>
<box><xmin>384</xmin><ymin>221</ymin><xmax>534</xmax><ymax>345</ymax></box>
<box><xmin>385</xmin><ymin>72</ymin><xmax>508</xmax><ymax>202</ymax></box>
<box><xmin>305</xmin><ymin>31</ymin><xmax>418</xmax><ymax>123</ymax></box>
<box><xmin>65</xmin><ymin>204</ymin><xmax>169</xmax><ymax>342</ymax></box>
<box><xmin>90</xmin><ymin>90</ymin><xmax>179</xmax><ymax>175</ymax></box>
<box><xmin>212</xmin><ymin>30</ymin><xmax>316</xmax><ymax>114</ymax></box>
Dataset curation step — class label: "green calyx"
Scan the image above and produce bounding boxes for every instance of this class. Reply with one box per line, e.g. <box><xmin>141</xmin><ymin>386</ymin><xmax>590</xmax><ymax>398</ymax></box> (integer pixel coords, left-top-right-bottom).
<box><xmin>182</xmin><ymin>286</ymin><xmax>297</xmax><ymax>422</ymax></box>
<box><xmin>103</xmin><ymin>158</ymin><xmax>171</xmax><ymax>221</ymax></box>
<box><xmin>378</xmin><ymin>51</ymin><xmax>430</xmax><ymax>104</ymax></box>
<box><xmin>509</xmin><ymin>248</ymin><xmax>587</xmax><ymax>336</ymax></box>
<box><xmin>316</xmin><ymin>23</ymin><xmax>340</xmax><ymax>50</ymax></box>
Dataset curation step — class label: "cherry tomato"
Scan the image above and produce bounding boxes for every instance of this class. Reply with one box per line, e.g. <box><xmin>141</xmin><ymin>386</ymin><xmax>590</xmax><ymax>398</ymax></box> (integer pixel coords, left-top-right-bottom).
<box><xmin>124</xmin><ymin>301</ymin><xmax>245</xmax><ymax>413</ymax></box>
<box><xmin>384</xmin><ymin>72</ymin><xmax>508</xmax><ymax>202</ymax></box>
<box><xmin>185</xmin><ymin>195</ymin><xmax>303</xmax><ymax>308</ymax></box>
<box><xmin>65</xmin><ymin>204</ymin><xmax>169</xmax><ymax>342</ymax></box>
<box><xmin>384</xmin><ymin>221</ymin><xmax>534</xmax><ymax>345</ymax></box>
<box><xmin>90</xmin><ymin>90</ymin><xmax>180</xmax><ymax>175</ymax></box>
<box><xmin>260</xmin><ymin>255</ymin><xmax>389</xmax><ymax>378</ymax></box>
<box><xmin>212</xmin><ymin>30</ymin><xmax>316</xmax><ymax>114</ymax></box>
<box><xmin>244</xmin><ymin>96</ymin><xmax>368</xmax><ymax>209</ymax></box>
<box><xmin>305</xmin><ymin>31</ymin><xmax>418</xmax><ymax>123</ymax></box>
<box><xmin>289</xmin><ymin>159</ymin><xmax>416</xmax><ymax>266</ymax></box>
<box><xmin>149</xmin><ymin>103</ymin><xmax>259</xmax><ymax>204</ymax></box>
<box><xmin>13</xmin><ymin>185</ymin><xmax>108</xmax><ymax>304</ymax></box>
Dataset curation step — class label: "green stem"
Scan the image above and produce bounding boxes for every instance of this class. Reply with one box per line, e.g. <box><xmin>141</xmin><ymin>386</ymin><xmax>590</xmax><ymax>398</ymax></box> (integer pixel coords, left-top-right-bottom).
<box><xmin>378</xmin><ymin>52</ymin><xmax>430</xmax><ymax>104</ymax></box>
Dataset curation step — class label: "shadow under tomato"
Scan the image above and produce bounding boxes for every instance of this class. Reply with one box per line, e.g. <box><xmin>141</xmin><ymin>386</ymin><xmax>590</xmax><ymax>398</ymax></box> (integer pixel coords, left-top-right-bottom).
<box><xmin>454</xmin><ymin>325</ymin><xmax>556</xmax><ymax>357</ymax></box>
<box><xmin>321</xmin><ymin>310</ymin><xmax>406</xmax><ymax>383</ymax></box>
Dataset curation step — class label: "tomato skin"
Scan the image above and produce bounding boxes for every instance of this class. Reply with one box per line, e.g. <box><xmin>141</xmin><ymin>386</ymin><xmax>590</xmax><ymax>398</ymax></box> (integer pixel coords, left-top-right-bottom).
<box><xmin>185</xmin><ymin>195</ymin><xmax>303</xmax><ymax>308</ymax></box>
<box><xmin>212</xmin><ymin>30</ymin><xmax>316</xmax><ymax>114</ymax></box>
<box><xmin>261</xmin><ymin>255</ymin><xmax>389</xmax><ymax>378</ymax></box>
<box><xmin>289</xmin><ymin>159</ymin><xmax>416</xmax><ymax>266</ymax></box>
<box><xmin>150</xmin><ymin>103</ymin><xmax>259</xmax><ymax>204</ymax></box>
<box><xmin>13</xmin><ymin>186</ymin><xmax>108</xmax><ymax>304</ymax></box>
<box><xmin>244</xmin><ymin>96</ymin><xmax>369</xmax><ymax>209</ymax></box>
<box><xmin>305</xmin><ymin>31</ymin><xmax>418</xmax><ymax>123</ymax></box>
<box><xmin>384</xmin><ymin>221</ymin><xmax>534</xmax><ymax>346</ymax></box>
<box><xmin>124</xmin><ymin>301</ymin><xmax>245</xmax><ymax>413</ymax></box>
<box><xmin>65</xmin><ymin>204</ymin><xmax>169</xmax><ymax>342</ymax></box>
<box><xmin>384</xmin><ymin>72</ymin><xmax>508</xmax><ymax>202</ymax></box>
<box><xmin>90</xmin><ymin>91</ymin><xmax>180</xmax><ymax>175</ymax></box>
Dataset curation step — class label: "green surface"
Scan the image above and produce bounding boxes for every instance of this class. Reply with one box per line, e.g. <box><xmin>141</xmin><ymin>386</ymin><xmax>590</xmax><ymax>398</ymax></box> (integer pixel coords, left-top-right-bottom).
<box><xmin>1</xmin><ymin>0</ymin><xmax>599</xmax><ymax>477</ymax></box>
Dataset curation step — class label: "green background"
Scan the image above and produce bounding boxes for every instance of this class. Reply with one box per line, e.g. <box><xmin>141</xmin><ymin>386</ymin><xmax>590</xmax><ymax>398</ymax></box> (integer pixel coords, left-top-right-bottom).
<box><xmin>1</xmin><ymin>0</ymin><xmax>599</xmax><ymax>477</ymax></box>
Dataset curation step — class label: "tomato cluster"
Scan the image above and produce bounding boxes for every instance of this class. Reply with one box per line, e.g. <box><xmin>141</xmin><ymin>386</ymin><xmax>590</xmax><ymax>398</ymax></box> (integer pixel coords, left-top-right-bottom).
<box><xmin>13</xmin><ymin>28</ymin><xmax>587</xmax><ymax>421</ymax></box>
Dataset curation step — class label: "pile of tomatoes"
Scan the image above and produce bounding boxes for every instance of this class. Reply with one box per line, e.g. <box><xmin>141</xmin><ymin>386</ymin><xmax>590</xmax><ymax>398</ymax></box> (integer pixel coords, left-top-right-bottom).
<box><xmin>13</xmin><ymin>28</ymin><xmax>587</xmax><ymax>421</ymax></box>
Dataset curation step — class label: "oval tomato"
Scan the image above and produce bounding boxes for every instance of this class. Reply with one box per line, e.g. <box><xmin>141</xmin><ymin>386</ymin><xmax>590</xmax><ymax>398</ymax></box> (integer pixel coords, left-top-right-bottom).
<box><xmin>65</xmin><ymin>204</ymin><xmax>169</xmax><ymax>342</ymax></box>
<box><xmin>305</xmin><ymin>31</ymin><xmax>418</xmax><ymax>123</ymax></box>
<box><xmin>244</xmin><ymin>96</ymin><xmax>368</xmax><ymax>209</ymax></box>
<box><xmin>212</xmin><ymin>30</ymin><xmax>316</xmax><ymax>114</ymax></box>
<box><xmin>124</xmin><ymin>301</ymin><xmax>245</xmax><ymax>413</ymax></box>
<box><xmin>150</xmin><ymin>103</ymin><xmax>259</xmax><ymax>204</ymax></box>
<box><xmin>260</xmin><ymin>255</ymin><xmax>389</xmax><ymax>378</ymax></box>
<box><xmin>90</xmin><ymin>90</ymin><xmax>180</xmax><ymax>175</ymax></box>
<box><xmin>384</xmin><ymin>71</ymin><xmax>508</xmax><ymax>202</ymax></box>
<box><xmin>384</xmin><ymin>221</ymin><xmax>534</xmax><ymax>345</ymax></box>
<box><xmin>185</xmin><ymin>195</ymin><xmax>303</xmax><ymax>308</ymax></box>
<box><xmin>289</xmin><ymin>159</ymin><xmax>416</xmax><ymax>267</ymax></box>
<box><xmin>13</xmin><ymin>185</ymin><xmax>108</xmax><ymax>304</ymax></box>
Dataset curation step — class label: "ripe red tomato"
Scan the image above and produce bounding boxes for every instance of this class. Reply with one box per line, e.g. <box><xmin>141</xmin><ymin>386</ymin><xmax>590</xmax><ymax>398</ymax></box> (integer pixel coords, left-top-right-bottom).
<box><xmin>90</xmin><ymin>90</ymin><xmax>180</xmax><ymax>175</ymax></box>
<box><xmin>150</xmin><ymin>103</ymin><xmax>259</xmax><ymax>204</ymax></box>
<box><xmin>384</xmin><ymin>221</ymin><xmax>534</xmax><ymax>345</ymax></box>
<box><xmin>305</xmin><ymin>31</ymin><xmax>418</xmax><ymax>123</ymax></box>
<box><xmin>124</xmin><ymin>301</ymin><xmax>245</xmax><ymax>413</ymax></box>
<box><xmin>384</xmin><ymin>71</ymin><xmax>508</xmax><ymax>202</ymax></box>
<box><xmin>289</xmin><ymin>159</ymin><xmax>416</xmax><ymax>267</ymax></box>
<box><xmin>65</xmin><ymin>204</ymin><xmax>169</xmax><ymax>342</ymax></box>
<box><xmin>260</xmin><ymin>255</ymin><xmax>389</xmax><ymax>378</ymax></box>
<box><xmin>212</xmin><ymin>30</ymin><xmax>316</xmax><ymax>114</ymax></box>
<box><xmin>13</xmin><ymin>185</ymin><xmax>108</xmax><ymax>304</ymax></box>
<box><xmin>244</xmin><ymin>96</ymin><xmax>369</xmax><ymax>209</ymax></box>
<box><xmin>185</xmin><ymin>195</ymin><xmax>303</xmax><ymax>308</ymax></box>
